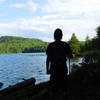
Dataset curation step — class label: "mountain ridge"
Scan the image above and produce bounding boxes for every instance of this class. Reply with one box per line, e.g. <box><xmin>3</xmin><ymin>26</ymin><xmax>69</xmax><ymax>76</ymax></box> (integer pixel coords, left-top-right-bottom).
<box><xmin>0</xmin><ymin>36</ymin><xmax>49</xmax><ymax>54</ymax></box>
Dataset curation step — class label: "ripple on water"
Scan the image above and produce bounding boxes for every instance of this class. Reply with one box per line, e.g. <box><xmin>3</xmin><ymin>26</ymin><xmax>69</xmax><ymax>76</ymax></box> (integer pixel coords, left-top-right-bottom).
<box><xmin>0</xmin><ymin>53</ymin><xmax>82</xmax><ymax>90</ymax></box>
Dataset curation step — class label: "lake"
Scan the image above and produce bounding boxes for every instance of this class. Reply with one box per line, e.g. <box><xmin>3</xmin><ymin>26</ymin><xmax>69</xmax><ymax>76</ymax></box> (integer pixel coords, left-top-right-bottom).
<box><xmin>0</xmin><ymin>53</ymin><xmax>82</xmax><ymax>90</ymax></box>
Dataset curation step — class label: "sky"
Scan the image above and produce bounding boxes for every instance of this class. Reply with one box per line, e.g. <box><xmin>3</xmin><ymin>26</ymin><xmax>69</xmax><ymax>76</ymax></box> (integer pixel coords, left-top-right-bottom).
<box><xmin>0</xmin><ymin>0</ymin><xmax>100</xmax><ymax>42</ymax></box>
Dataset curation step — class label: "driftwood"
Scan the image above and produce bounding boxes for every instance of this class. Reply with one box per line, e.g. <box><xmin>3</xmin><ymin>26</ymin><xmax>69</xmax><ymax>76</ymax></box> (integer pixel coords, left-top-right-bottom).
<box><xmin>0</xmin><ymin>77</ymin><xmax>35</xmax><ymax>95</ymax></box>
<box><xmin>0</xmin><ymin>82</ymin><xmax>3</xmax><ymax>88</ymax></box>
<box><xmin>0</xmin><ymin>78</ymin><xmax>50</xmax><ymax>100</ymax></box>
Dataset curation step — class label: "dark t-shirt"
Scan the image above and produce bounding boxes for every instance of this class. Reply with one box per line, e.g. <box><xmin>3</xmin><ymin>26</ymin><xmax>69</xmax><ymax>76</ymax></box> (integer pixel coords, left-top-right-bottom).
<box><xmin>46</xmin><ymin>40</ymin><xmax>72</xmax><ymax>74</ymax></box>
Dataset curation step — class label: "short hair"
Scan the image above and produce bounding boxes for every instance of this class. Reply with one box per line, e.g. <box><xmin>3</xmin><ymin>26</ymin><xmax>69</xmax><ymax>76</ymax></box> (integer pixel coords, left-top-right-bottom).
<box><xmin>54</xmin><ymin>28</ymin><xmax>63</xmax><ymax>40</ymax></box>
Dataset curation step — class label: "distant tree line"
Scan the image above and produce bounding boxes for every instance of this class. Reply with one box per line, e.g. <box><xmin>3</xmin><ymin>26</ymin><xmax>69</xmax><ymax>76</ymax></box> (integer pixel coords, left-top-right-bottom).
<box><xmin>68</xmin><ymin>25</ymin><xmax>100</xmax><ymax>58</ymax></box>
<box><xmin>0</xmin><ymin>25</ymin><xmax>100</xmax><ymax>58</ymax></box>
<box><xmin>0</xmin><ymin>35</ymin><xmax>83</xmax><ymax>56</ymax></box>
<box><xmin>0</xmin><ymin>36</ymin><xmax>48</xmax><ymax>54</ymax></box>
<box><xmin>82</xmin><ymin>26</ymin><xmax>100</xmax><ymax>53</ymax></box>
<box><xmin>81</xmin><ymin>26</ymin><xmax>100</xmax><ymax>63</ymax></box>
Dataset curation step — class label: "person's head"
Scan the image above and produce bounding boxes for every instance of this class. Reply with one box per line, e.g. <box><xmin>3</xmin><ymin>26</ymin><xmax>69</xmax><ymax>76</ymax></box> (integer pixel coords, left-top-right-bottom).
<box><xmin>54</xmin><ymin>28</ymin><xmax>63</xmax><ymax>41</ymax></box>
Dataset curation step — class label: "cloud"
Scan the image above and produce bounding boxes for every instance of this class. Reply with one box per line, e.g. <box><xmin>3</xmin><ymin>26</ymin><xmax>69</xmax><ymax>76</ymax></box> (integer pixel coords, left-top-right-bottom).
<box><xmin>42</xmin><ymin>0</ymin><xmax>100</xmax><ymax>14</ymax></box>
<box><xmin>9</xmin><ymin>4</ymin><xmax>25</xmax><ymax>8</ymax></box>
<box><xmin>42</xmin><ymin>14</ymin><xmax>60</xmax><ymax>20</ymax></box>
<box><xmin>0</xmin><ymin>0</ymin><xmax>5</xmax><ymax>3</ymax></box>
<box><xmin>42</xmin><ymin>0</ymin><xmax>100</xmax><ymax>25</ymax></box>
<box><xmin>0</xmin><ymin>17</ymin><xmax>54</xmax><ymax>41</ymax></box>
<box><xmin>0</xmin><ymin>17</ymin><xmax>51</xmax><ymax>35</ymax></box>
<box><xmin>27</xmin><ymin>0</ymin><xmax>38</xmax><ymax>12</ymax></box>
<box><xmin>0</xmin><ymin>15</ymin><xmax>97</xmax><ymax>41</ymax></box>
<box><xmin>9</xmin><ymin>0</ymin><xmax>38</xmax><ymax>13</ymax></box>
<box><xmin>40</xmin><ymin>0</ymin><xmax>100</xmax><ymax>40</ymax></box>
<box><xmin>0</xmin><ymin>0</ymin><xmax>99</xmax><ymax>41</ymax></box>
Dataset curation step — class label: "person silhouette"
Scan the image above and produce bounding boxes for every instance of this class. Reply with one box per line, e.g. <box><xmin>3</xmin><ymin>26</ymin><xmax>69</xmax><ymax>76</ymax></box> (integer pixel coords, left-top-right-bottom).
<box><xmin>46</xmin><ymin>28</ymin><xmax>72</xmax><ymax>89</ymax></box>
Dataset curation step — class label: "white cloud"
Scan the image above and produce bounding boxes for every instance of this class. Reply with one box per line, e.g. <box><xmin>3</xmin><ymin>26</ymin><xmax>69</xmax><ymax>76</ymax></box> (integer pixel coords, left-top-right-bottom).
<box><xmin>0</xmin><ymin>0</ymin><xmax>100</xmax><ymax>41</ymax></box>
<box><xmin>0</xmin><ymin>0</ymin><xmax>5</xmax><ymax>3</ymax></box>
<box><xmin>42</xmin><ymin>0</ymin><xmax>100</xmax><ymax>14</ymax></box>
<box><xmin>27</xmin><ymin>0</ymin><xmax>38</xmax><ymax>12</ymax></box>
<box><xmin>42</xmin><ymin>14</ymin><xmax>60</xmax><ymax>20</ymax></box>
<box><xmin>40</xmin><ymin>0</ymin><xmax>100</xmax><ymax>40</ymax></box>
<box><xmin>0</xmin><ymin>17</ymin><xmax>51</xmax><ymax>35</ymax></box>
<box><xmin>9</xmin><ymin>4</ymin><xmax>25</xmax><ymax>8</ymax></box>
<box><xmin>42</xmin><ymin>0</ymin><xmax>100</xmax><ymax>25</ymax></box>
<box><xmin>9</xmin><ymin>0</ymin><xmax>38</xmax><ymax>13</ymax></box>
<box><xmin>0</xmin><ymin>16</ymin><xmax>97</xmax><ymax>41</ymax></box>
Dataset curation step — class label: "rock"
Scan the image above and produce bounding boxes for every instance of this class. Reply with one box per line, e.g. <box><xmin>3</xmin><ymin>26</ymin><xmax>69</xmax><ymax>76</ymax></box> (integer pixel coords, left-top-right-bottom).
<box><xmin>0</xmin><ymin>82</ymin><xmax>3</xmax><ymax>88</ymax></box>
<box><xmin>0</xmin><ymin>77</ymin><xmax>35</xmax><ymax>95</ymax></box>
<box><xmin>0</xmin><ymin>79</ymin><xmax>50</xmax><ymax>100</ymax></box>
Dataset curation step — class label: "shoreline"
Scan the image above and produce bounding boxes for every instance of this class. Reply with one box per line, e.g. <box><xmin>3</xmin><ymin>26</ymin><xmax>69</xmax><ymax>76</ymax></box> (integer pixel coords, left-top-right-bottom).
<box><xmin>0</xmin><ymin>62</ymin><xmax>100</xmax><ymax>100</ymax></box>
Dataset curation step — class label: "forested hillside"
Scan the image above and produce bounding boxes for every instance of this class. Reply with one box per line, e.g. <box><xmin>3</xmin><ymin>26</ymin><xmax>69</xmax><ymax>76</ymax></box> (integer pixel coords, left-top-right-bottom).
<box><xmin>0</xmin><ymin>36</ymin><xmax>49</xmax><ymax>54</ymax></box>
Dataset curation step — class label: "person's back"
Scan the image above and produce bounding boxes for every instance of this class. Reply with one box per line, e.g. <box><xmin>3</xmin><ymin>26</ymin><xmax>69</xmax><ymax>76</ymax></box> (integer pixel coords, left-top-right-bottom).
<box><xmin>46</xmin><ymin>40</ymin><xmax>70</xmax><ymax>74</ymax></box>
<box><xmin>46</xmin><ymin>28</ymin><xmax>72</xmax><ymax>89</ymax></box>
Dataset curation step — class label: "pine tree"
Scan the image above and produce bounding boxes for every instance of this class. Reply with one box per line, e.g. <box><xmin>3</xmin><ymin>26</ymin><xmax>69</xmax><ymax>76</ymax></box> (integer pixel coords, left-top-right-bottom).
<box><xmin>96</xmin><ymin>26</ymin><xmax>100</xmax><ymax>48</ymax></box>
<box><xmin>85</xmin><ymin>35</ymin><xmax>90</xmax><ymax>50</ymax></box>
<box><xmin>96</xmin><ymin>26</ymin><xmax>100</xmax><ymax>39</ymax></box>
<box><xmin>69</xmin><ymin>33</ymin><xmax>80</xmax><ymax>57</ymax></box>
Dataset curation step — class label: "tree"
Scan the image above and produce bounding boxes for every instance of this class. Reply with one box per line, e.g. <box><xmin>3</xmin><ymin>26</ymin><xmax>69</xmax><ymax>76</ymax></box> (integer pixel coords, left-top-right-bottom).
<box><xmin>95</xmin><ymin>26</ymin><xmax>100</xmax><ymax>49</ymax></box>
<box><xmin>85</xmin><ymin>35</ymin><xmax>91</xmax><ymax>50</ymax></box>
<box><xmin>96</xmin><ymin>26</ymin><xmax>100</xmax><ymax>39</ymax></box>
<box><xmin>69</xmin><ymin>33</ymin><xmax>80</xmax><ymax>57</ymax></box>
<box><xmin>0</xmin><ymin>36</ymin><xmax>49</xmax><ymax>54</ymax></box>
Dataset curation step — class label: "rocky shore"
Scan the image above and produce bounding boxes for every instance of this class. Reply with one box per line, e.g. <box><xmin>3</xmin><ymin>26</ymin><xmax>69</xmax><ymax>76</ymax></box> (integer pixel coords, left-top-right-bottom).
<box><xmin>0</xmin><ymin>82</ymin><xmax>3</xmax><ymax>88</ymax></box>
<box><xmin>0</xmin><ymin>64</ymin><xmax>100</xmax><ymax>100</ymax></box>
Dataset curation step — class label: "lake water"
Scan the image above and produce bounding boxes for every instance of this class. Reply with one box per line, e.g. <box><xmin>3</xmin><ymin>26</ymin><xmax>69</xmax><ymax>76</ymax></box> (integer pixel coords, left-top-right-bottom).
<box><xmin>0</xmin><ymin>53</ymin><xmax>82</xmax><ymax>90</ymax></box>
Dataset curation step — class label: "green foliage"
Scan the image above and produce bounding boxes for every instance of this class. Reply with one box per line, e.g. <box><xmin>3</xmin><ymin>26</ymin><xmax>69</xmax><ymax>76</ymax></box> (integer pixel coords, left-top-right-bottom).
<box><xmin>94</xmin><ymin>26</ymin><xmax>100</xmax><ymax>49</ymax></box>
<box><xmin>69</xmin><ymin>33</ymin><xmax>80</xmax><ymax>57</ymax></box>
<box><xmin>84</xmin><ymin>36</ymin><xmax>92</xmax><ymax>51</ymax></box>
<box><xmin>0</xmin><ymin>36</ymin><xmax>49</xmax><ymax>54</ymax></box>
<box><xmin>96</xmin><ymin>25</ymin><xmax>100</xmax><ymax>39</ymax></box>
<box><xmin>79</xmin><ymin>41</ymin><xmax>85</xmax><ymax>53</ymax></box>
<box><xmin>82</xmin><ymin>50</ymin><xmax>100</xmax><ymax>64</ymax></box>
<box><xmin>81</xmin><ymin>25</ymin><xmax>100</xmax><ymax>65</ymax></box>
<box><xmin>85</xmin><ymin>36</ymin><xmax>90</xmax><ymax>47</ymax></box>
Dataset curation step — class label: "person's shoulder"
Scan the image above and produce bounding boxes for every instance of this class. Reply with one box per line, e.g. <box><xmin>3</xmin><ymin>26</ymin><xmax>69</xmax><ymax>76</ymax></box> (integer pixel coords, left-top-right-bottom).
<box><xmin>48</xmin><ymin>41</ymin><xmax>55</xmax><ymax>46</ymax></box>
<box><xmin>46</xmin><ymin>42</ymin><xmax>55</xmax><ymax>55</ymax></box>
<box><xmin>47</xmin><ymin>42</ymin><xmax>55</xmax><ymax>49</ymax></box>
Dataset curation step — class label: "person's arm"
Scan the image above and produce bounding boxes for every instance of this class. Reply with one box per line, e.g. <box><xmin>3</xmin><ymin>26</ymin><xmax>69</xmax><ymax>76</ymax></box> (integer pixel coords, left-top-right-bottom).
<box><xmin>65</xmin><ymin>43</ymin><xmax>73</xmax><ymax>74</ymax></box>
<box><xmin>67</xmin><ymin>44</ymin><xmax>73</xmax><ymax>59</ymax></box>
<box><xmin>46</xmin><ymin>56</ymin><xmax>51</xmax><ymax>74</ymax></box>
